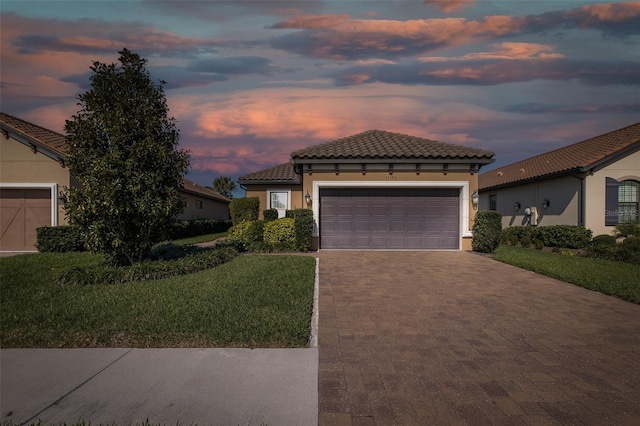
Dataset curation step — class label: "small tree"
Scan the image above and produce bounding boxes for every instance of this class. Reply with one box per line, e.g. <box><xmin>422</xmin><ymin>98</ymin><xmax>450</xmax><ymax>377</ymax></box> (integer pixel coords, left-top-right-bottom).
<box><xmin>472</xmin><ymin>211</ymin><xmax>503</xmax><ymax>253</ymax></box>
<box><xmin>64</xmin><ymin>48</ymin><xmax>190</xmax><ymax>266</ymax></box>
<box><xmin>212</xmin><ymin>176</ymin><xmax>237</xmax><ymax>199</ymax></box>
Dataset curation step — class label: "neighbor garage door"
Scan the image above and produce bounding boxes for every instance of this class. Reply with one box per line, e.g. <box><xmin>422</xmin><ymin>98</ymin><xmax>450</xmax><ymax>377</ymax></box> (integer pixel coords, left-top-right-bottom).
<box><xmin>320</xmin><ymin>188</ymin><xmax>460</xmax><ymax>249</ymax></box>
<box><xmin>0</xmin><ymin>188</ymin><xmax>52</xmax><ymax>251</ymax></box>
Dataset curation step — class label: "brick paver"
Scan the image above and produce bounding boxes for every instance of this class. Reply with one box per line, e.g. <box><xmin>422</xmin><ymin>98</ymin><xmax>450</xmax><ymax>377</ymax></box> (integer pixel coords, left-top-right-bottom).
<box><xmin>317</xmin><ymin>251</ymin><xmax>640</xmax><ymax>425</ymax></box>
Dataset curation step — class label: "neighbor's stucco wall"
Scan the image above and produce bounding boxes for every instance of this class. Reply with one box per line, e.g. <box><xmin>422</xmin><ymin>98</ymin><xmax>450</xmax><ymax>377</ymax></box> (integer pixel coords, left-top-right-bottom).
<box><xmin>585</xmin><ymin>149</ymin><xmax>640</xmax><ymax>236</ymax></box>
<box><xmin>481</xmin><ymin>175</ymin><xmax>580</xmax><ymax>229</ymax></box>
<box><xmin>1</xmin><ymin>135</ymin><xmax>71</xmax><ymax>225</ymax></box>
<box><xmin>179</xmin><ymin>193</ymin><xmax>230</xmax><ymax>220</ymax></box>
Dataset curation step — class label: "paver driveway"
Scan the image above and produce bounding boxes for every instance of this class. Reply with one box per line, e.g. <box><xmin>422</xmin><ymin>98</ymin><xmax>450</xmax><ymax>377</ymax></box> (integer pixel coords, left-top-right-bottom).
<box><xmin>317</xmin><ymin>251</ymin><xmax>640</xmax><ymax>425</ymax></box>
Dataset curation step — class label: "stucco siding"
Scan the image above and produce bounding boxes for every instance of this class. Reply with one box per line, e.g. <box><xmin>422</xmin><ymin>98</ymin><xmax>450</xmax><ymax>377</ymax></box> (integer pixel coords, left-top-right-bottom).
<box><xmin>179</xmin><ymin>193</ymin><xmax>229</xmax><ymax>220</ymax></box>
<box><xmin>1</xmin><ymin>135</ymin><xmax>70</xmax><ymax>225</ymax></box>
<box><xmin>585</xmin><ymin>149</ymin><xmax>640</xmax><ymax>236</ymax></box>
<box><xmin>244</xmin><ymin>184</ymin><xmax>303</xmax><ymax>219</ymax></box>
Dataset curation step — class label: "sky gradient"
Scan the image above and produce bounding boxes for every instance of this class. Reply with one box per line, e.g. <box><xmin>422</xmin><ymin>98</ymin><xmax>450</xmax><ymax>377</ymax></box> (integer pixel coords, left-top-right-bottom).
<box><xmin>1</xmin><ymin>0</ymin><xmax>639</xmax><ymax>193</ymax></box>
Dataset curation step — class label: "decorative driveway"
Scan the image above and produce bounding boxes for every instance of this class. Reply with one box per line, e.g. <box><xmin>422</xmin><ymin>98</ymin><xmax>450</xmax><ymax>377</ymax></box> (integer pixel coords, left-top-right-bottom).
<box><xmin>317</xmin><ymin>251</ymin><xmax>640</xmax><ymax>425</ymax></box>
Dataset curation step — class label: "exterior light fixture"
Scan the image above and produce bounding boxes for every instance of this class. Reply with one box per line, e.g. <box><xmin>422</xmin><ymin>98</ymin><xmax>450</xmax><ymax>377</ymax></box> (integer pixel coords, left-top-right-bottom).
<box><xmin>57</xmin><ymin>193</ymin><xmax>68</xmax><ymax>205</ymax></box>
<box><xmin>542</xmin><ymin>199</ymin><xmax>550</xmax><ymax>209</ymax></box>
<box><xmin>305</xmin><ymin>191</ymin><xmax>311</xmax><ymax>205</ymax></box>
<box><xmin>514</xmin><ymin>201</ymin><xmax>521</xmax><ymax>211</ymax></box>
<box><xmin>471</xmin><ymin>191</ymin><xmax>479</xmax><ymax>206</ymax></box>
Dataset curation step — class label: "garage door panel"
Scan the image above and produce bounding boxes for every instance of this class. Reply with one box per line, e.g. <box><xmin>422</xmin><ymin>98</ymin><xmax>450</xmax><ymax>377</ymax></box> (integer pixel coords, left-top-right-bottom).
<box><xmin>320</xmin><ymin>188</ymin><xmax>459</xmax><ymax>249</ymax></box>
<box><xmin>1</xmin><ymin>188</ymin><xmax>51</xmax><ymax>251</ymax></box>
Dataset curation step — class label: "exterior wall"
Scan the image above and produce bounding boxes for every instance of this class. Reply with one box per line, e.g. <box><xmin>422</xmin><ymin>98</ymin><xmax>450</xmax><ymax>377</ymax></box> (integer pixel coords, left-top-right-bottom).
<box><xmin>179</xmin><ymin>193</ymin><xmax>229</xmax><ymax>220</ymax></box>
<box><xmin>585</xmin><ymin>149</ymin><xmax>640</xmax><ymax>236</ymax></box>
<box><xmin>243</xmin><ymin>184</ymin><xmax>303</xmax><ymax>219</ymax></box>
<box><xmin>480</xmin><ymin>175</ymin><xmax>580</xmax><ymax>229</ymax></box>
<box><xmin>1</xmin><ymin>135</ymin><xmax>69</xmax><ymax>225</ymax></box>
<box><xmin>300</xmin><ymin>165</ymin><xmax>478</xmax><ymax>251</ymax></box>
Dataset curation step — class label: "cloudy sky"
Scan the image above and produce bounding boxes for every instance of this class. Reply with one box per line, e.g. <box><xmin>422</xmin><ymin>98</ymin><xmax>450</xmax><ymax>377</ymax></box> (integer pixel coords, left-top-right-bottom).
<box><xmin>1</xmin><ymin>0</ymin><xmax>639</xmax><ymax>192</ymax></box>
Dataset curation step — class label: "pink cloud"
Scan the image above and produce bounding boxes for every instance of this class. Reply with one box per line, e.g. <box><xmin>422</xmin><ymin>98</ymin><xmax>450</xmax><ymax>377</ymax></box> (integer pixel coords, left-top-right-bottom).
<box><xmin>423</xmin><ymin>1</ymin><xmax>475</xmax><ymax>13</ymax></box>
<box><xmin>419</xmin><ymin>42</ymin><xmax>564</xmax><ymax>62</ymax></box>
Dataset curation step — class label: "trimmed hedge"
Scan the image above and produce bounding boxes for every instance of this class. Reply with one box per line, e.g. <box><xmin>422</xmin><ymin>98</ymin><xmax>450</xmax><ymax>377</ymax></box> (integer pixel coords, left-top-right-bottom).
<box><xmin>170</xmin><ymin>219</ymin><xmax>232</xmax><ymax>239</ymax></box>
<box><xmin>472</xmin><ymin>211</ymin><xmax>502</xmax><ymax>253</ymax></box>
<box><xmin>263</xmin><ymin>209</ymin><xmax>279</xmax><ymax>221</ymax></box>
<box><xmin>502</xmin><ymin>225</ymin><xmax>592</xmax><ymax>249</ymax></box>
<box><xmin>263</xmin><ymin>218</ymin><xmax>296</xmax><ymax>249</ymax></box>
<box><xmin>229</xmin><ymin>197</ymin><xmax>260</xmax><ymax>225</ymax></box>
<box><xmin>227</xmin><ymin>220</ymin><xmax>265</xmax><ymax>246</ymax></box>
<box><xmin>57</xmin><ymin>246</ymin><xmax>239</xmax><ymax>286</ymax></box>
<box><xmin>37</xmin><ymin>226</ymin><xmax>86</xmax><ymax>253</ymax></box>
<box><xmin>285</xmin><ymin>208</ymin><xmax>313</xmax><ymax>251</ymax></box>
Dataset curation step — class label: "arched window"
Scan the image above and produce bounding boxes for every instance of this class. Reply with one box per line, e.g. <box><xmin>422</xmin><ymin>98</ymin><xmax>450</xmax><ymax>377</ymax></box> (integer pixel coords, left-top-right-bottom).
<box><xmin>618</xmin><ymin>180</ymin><xmax>639</xmax><ymax>223</ymax></box>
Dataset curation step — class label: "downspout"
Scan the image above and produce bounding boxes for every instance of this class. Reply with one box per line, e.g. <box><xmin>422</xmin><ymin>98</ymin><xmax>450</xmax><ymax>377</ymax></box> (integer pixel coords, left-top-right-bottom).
<box><xmin>572</xmin><ymin>172</ymin><xmax>586</xmax><ymax>227</ymax></box>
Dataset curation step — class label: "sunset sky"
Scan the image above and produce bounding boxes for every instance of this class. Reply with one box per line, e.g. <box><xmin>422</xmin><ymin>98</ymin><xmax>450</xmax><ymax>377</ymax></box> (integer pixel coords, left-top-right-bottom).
<box><xmin>1</xmin><ymin>0</ymin><xmax>639</xmax><ymax>193</ymax></box>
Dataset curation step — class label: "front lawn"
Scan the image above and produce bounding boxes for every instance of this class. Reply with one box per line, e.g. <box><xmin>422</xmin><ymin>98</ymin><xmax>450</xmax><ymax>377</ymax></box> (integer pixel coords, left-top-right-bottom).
<box><xmin>493</xmin><ymin>245</ymin><xmax>640</xmax><ymax>304</ymax></box>
<box><xmin>0</xmin><ymin>252</ymin><xmax>316</xmax><ymax>348</ymax></box>
<box><xmin>172</xmin><ymin>232</ymin><xmax>228</xmax><ymax>246</ymax></box>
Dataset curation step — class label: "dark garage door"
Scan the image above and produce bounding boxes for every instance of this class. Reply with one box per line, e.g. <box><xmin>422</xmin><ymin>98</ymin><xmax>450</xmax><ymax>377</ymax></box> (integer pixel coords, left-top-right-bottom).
<box><xmin>320</xmin><ymin>188</ymin><xmax>460</xmax><ymax>249</ymax></box>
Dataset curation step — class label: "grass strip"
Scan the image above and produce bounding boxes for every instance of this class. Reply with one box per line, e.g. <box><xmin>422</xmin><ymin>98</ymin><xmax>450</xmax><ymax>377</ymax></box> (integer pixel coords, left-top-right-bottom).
<box><xmin>171</xmin><ymin>232</ymin><xmax>228</xmax><ymax>246</ymax></box>
<box><xmin>1</xmin><ymin>252</ymin><xmax>316</xmax><ymax>348</ymax></box>
<box><xmin>493</xmin><ymin>245</ymin><xmax>640</xmax><ymax>304</ymax></box>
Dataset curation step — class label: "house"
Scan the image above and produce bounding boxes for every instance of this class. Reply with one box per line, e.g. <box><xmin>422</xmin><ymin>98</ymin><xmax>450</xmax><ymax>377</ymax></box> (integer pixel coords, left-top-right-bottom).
<box><xmin>0</xmin><ymin>112</ymin><xmax>230</xmax><ymax>252</ymax></box>
<box><xmin>239</xmin><ymin>130</ymin><xmax>495</xmax><ymax>250</ymax></box>
<box><xmin>478</xmin><ymin>122</ymin><xmax>640</xmax><ymax>236</ymax></box>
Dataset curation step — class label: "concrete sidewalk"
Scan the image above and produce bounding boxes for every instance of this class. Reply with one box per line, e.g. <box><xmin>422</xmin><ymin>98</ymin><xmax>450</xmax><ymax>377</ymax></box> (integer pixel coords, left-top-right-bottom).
<box><xmin>1</xmin><ymin>348</ymin><xmax>318</xmax><ymax>425</ymax></box>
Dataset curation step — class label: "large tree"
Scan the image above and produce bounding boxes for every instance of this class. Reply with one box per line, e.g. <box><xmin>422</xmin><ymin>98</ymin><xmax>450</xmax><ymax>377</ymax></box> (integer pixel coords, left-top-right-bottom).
<box><xmin>212</xmin><ymin>176</ymin><xmax>237</xmax><ymax>199</ymax></box>
<box><xmin>64</xmin><ymin>48</ymin><xmax>190</xmax><ymax>266</ymax></box>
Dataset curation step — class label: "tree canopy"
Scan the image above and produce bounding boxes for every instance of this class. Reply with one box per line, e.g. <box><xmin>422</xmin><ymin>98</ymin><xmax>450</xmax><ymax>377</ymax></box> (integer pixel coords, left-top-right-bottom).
<box><xmin>212</xmin><ymin>176</ymin><xmax>237</xmax><ymax>199</ymax></box>
<box><xmin>64</xmin><ymin>48</ymin><xmax>190</xmax><ymax>266</ymax></box>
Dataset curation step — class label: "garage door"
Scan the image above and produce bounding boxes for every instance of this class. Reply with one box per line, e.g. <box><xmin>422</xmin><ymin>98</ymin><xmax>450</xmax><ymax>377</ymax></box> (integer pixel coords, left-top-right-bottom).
<box><xmin>0</xmin><ymin>188</ymin><xmax>52</xmax><ymax>251</ymax></box>
<box><xmin>320</xmin><ymin>188</ymin><xmax>460</xmax><ymax>249</ymax></box>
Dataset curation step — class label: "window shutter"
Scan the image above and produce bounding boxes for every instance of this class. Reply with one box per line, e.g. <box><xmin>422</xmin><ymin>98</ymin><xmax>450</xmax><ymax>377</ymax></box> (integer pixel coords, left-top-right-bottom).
<box><xmin>605</xmin><ymin>177</ymin><xmax>619</xmax><ymax>226</ymax></box>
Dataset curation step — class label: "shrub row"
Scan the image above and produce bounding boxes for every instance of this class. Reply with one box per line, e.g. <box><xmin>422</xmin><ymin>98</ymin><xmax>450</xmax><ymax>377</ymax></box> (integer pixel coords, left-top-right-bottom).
<box><xmin>36</xmin><ymin>226</ymin><xmax>86</xmax><ymax>252</ymax></box>
<box><xmin>585</xmin><ymin>235</ymin><xmax>640</xmax><ymax>265</ymax></box>
<box><xmin>263</xmin><ymin>208</ymin><xmax>279</xmax><ymax>221</ymax></box>
<box><xmin>57</xmin><ymin>246</ymin><xmax>239</xmax><ymax>286</ymax></box>
<box><xmin>501</xmin><ymin>225</ymin><xmax>593</xmax><ymax>249</ymax></box>
<box><xmin>227</xmin><ymin>208</ymin><xmax>313</xmax><ymax>252</ymax></box>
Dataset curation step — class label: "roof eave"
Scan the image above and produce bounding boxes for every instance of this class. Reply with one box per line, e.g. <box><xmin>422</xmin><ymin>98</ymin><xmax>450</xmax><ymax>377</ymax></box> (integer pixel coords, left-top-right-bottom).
<box><xmin>479</xmin><ymin>168</ymin><xmax>582</xmax><ymax>192</ymax></box>
<box><xmin>238</xmin><ymin>179</ymin><xmax>301</xmax><ymax>185</ymax></box>
<box><xmin>1</xmin><ymin>124</ymin><xmax>68</xmax><ymax>163</ymax></box>
<box><xmin>177</xmin><ymin>187</ymin><xmax>231</xmax><ymax>203</ymax></box>
<box><xmin>580</xmin><ymin>140</ymin><xmax>640</xmax><ymax>173</ymax></box>
<box><xmin>291</xmin><ymin>157</ymin><xmax>494</xmax><ymax>165</ymax></box>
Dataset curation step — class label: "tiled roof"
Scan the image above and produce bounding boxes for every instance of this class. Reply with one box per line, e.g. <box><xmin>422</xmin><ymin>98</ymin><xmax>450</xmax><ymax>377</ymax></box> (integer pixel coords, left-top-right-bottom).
<box><xmin>180</xmin><ymin>178</ymin><xmax>231</xmax><ymax>203</ymax></box>
<box><xmin>291</xmin><ymin>129</ymin><xmax>494</xmax><ymax>162</ymax></box>
<box><xmin>479</xmin><ymin>122</ymin><xmax>640</xmax><ymax>191</ymax></box>
<box><xmin>239</xmin><ymin>162</ymin><xmax>300</xmax><ymax>184</ymax></box>
<box><xmin>0</xmin><ymin>112</ymin><xmax>69</xmax><ymax>156</ymax></box>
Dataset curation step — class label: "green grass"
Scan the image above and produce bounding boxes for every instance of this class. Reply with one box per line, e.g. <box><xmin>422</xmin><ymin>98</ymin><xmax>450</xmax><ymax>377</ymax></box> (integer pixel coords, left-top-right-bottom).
<box><xmin>493</xmin><ymin>245</ymin><xmax>640</xmax><ymax>304</ymax></box>
<box><xmin>172</xmin><ymin>232</ymin><xmax>228</xmax><ymax>246</ymax></box>
<box><xmin>0</xmin><ymin>252</ymin><xmax>316</xmax><ymax>348</ymax></box>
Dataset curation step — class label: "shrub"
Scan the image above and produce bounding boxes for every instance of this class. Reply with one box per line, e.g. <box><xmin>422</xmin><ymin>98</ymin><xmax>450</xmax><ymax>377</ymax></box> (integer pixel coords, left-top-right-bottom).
<box><xmin>170</xmin><ymin>219</ymin><xmax>232</xmax><ymax>239</ymax></box>
<box><xmin>535</xmin><ymin>225</ymin><xmax>592</xmax><ymax>249</ymax></box>
<box><xmin>472</xmin><ymin>211</ymin><xmax>502</xmax><ymax>253</ymax></box>
<box><xmin>501</xmin><ymin>226</ymin><xmax>535</xmax><ymax>246</ymax></box>
<box><xmin>57</xmin><ymin>246</ymin><xmax>239</xmax><ymax>286</ymax></box>
<box><xmin>229</xmin><ymin>197</ymin><xmax>260</xmax><ymax>225</ymax></box>
<box><xmin>227</xmin><ymin>220</ymin><xmax>265</xmax><ymax>245</ymax></box>
<box><xmin>37</xmin><ymin>226</ymin><xmax>86</xmax><ymax>252</ymax></box>
<box><xmin>285</xmin><ymin>208</ymin><xmax>314</xmax><ymax>251</ymax></box>
<box><xmin>586</xmin><ymin>234</ymin><xmax>618</xmax><ymax>260</ymax></box>
<box><xmin>615</xmin><ymin>219</ymin><xmax>640</xmax><ymax>238</ymax></box>
<box><xmin>533</xmin><ymin>239</ymin><xmax>544</xmax><ymax>250</ymax></box>
<box><xmin>263</xmin><ymin>218</ymin><xmax>296</xmax><ymax>249</ymax></box>
<box><xmin>617</xmin><ymin>236</ymin><xmax>640</xmax><ymax>264</ymax></box>
<box><xmin>263</xmin><ymin>209</ymin><xmax>279</xmax><ymax>221</ymax></box>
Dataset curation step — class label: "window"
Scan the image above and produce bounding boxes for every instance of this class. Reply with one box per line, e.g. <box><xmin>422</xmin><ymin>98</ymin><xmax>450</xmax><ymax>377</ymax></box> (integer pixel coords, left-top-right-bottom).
<box><xmin>489</xmin><ymin>195</ymin><xmax>497</xmax><ymax>211</ymax></box>
<box><xmin>268</xmin><ymin>190</ymin><xmax>290</xmax><ymax>218</ymax></box>
<box><xmin>618</xmin><ymin>180</ymin><xmax>639</xmax><ymax>223</ymax></box>
<box><xmin>195</xmin><ymin>199</ymin><xmax>203</xmax><ymax>209</ymax></box>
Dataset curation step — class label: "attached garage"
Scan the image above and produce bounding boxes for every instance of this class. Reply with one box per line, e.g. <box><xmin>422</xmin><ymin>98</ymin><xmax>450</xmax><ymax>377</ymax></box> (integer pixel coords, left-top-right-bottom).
<box><xmin>320</xmin><ymin>187</ymin><xmax>460</xmax><ymax>249</ymax></box>
<box><xmin>0</xmin><ymin>188</ymin><xmax>53</xmax><ymax>251</ymax></box>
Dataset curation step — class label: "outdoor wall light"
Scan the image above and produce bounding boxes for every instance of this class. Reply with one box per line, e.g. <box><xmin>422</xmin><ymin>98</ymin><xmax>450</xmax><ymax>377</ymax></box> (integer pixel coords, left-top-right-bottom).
<box><xmin>542</xmin><ymin>198</ymin><xmax>550</xmax><ymax>209</ymax></box>
<box><xmin>514</xmin><ymin>201</ymin><xmax>521</xmax><ymax>211</ymax></box>
<box><xmin>471</xmin><ymin>191</ymin><xmax>479</xmax><ymax>206</ymax></box>
<box><xmin>305</xmin><ymin>191</ymin><xmax>311</xmax><ymax>205</ymax></box>
<box><xmin>57</xmin><ymin>193</ymin><xmax>68</xmax><ymax>205</ymax></box>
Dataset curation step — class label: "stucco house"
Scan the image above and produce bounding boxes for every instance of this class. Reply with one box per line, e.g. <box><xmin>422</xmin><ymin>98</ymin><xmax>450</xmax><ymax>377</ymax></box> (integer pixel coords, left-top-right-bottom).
<box><xmin>239</xmin><ymin>130</ymin><xmax>495</xmax><ymax>250</ymax></box>
<box><xmin>0</xmin><ymin>112</ymin><xmax>230</xmax><ymax>252</ymax></box>
<box><xmin>478</xmin><ymin>122</ymin><xmax>640</xmax><ymax>237</ymax></box>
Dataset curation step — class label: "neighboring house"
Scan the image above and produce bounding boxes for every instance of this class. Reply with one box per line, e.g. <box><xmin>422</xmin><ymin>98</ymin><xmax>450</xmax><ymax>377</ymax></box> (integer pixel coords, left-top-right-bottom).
<box><xmin>0</xmin><ymin>112</ymin><xmax>229</xmax><ymax>252</ymax></box>
<box><xmin>478</xmin><ymin>122</ymin><xmax>640</xmax><ymax>237</ymax></box>
<box><xmin>239</xmin><ymin>130</ymin><xmax>495</xmax><ymax>250</ymax></box>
